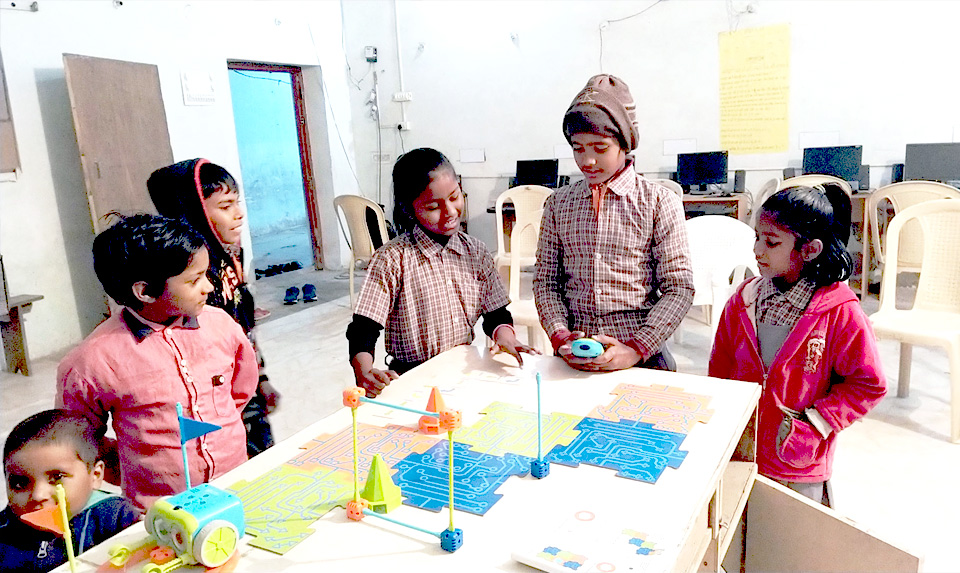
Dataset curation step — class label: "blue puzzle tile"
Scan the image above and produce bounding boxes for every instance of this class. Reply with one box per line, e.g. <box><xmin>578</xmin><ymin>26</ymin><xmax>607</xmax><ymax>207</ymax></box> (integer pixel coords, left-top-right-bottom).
<box><xmin>545</xmin><ymin>418</ymin><xmax>687</xmax><ymax>483</ymax></box>
<box><xmin>392</xmin><ymin>441</ymin><xmax>532</xmax><ymax>515</ymax></box>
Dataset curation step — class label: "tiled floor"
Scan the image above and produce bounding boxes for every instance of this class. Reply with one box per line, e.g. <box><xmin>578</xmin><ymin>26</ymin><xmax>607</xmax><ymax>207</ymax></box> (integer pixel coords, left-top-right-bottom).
<box><xmin>1</xmin><ymin>274</ymin><xmax>956</xmax><ymax>571</ymax></box>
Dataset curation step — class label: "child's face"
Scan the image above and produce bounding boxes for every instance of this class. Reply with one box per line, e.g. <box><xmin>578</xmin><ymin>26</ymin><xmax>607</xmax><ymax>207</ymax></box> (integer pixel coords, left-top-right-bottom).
<box><xmin>140</xmin><ymin>247</ymin><xmax>214</xmax><ymax>321</ymax></box>
<box><xmin>4</xmin><ymin>443</ymin><xmax>104</xmax><ymax>518</ymax></box>
<box><xmin>571</xmin><ymin>133</ymin><xmax>626</xmax><ymax>186</ymax></box>
<box><xmin>203</xmin><ymin>184</ymin><xmax>245</xmax><ymax>247</ymax></box>
<box><xmin>412</xmin><ymin>168</ymin><xmax>464</xmax><ymax>236</ymax></box>
<box><xmin>754</xmin><ymin>213</ymin><xmax>807</xmax><ymax>283</ymax></box>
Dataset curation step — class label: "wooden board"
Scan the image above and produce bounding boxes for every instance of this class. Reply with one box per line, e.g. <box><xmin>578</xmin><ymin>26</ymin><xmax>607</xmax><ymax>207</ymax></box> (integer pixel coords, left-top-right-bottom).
<box><xmin>745</xmin><ymin>476</ymin><xmax>920</xmax><ymax>572</ymax></box>
<box><xmin>63</xmin><ymin>54</ymin><xmax>172</xmax><ymax>233</ymax></box>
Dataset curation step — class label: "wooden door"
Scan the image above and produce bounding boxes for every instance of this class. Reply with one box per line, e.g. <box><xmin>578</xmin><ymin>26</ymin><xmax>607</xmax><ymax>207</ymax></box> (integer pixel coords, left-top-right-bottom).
<box><xmin>742</xmin><ymin>476</ymin><xmax>920</xmax><ymax>572</ymax></box>
<box><xmin>63</xmin><ymin>54</ymin><xmax>173</xmax><ymax>233</ymax></box>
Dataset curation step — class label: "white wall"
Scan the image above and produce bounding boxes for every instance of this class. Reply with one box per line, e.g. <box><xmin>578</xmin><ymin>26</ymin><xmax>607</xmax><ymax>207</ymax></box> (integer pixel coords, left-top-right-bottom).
<box><xmin>340</xmin><ymin>0</ymin><xmax>960</xmax><ymax>248</ymax></box>
<box><xmin>0</xmin><ymin>0</ymin><xmax>358</xmax><ymax>359</ymax></box>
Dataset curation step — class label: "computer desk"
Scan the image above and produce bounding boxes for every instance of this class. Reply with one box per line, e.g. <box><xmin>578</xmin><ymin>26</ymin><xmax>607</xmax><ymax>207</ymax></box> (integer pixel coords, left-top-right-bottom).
<box><xmin>61</xmin><ymin>346</ymin><xmax>917</xmax><ymax>572</ymax></box>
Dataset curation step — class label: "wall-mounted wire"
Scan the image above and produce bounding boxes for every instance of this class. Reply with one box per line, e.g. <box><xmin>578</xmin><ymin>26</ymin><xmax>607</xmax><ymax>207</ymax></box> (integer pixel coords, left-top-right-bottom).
<box><xmin>598</xmin><ymin>0</ymin><xmax>665</xmax><ymax>72</ymax></box>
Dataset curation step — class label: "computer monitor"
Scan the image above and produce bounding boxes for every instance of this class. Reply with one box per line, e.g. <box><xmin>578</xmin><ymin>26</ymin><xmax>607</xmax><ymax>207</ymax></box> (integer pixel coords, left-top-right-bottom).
<box><xmin>676</xmin><ymin>151</ymin><xmax>728</xmax><ymax>192</ymax></box>
<box><xmin>802</xmin><ymin>145</ymin><xmax>863</xmax><ymax>182</ymax></box>
<box><xmin>904</xmin><ymin>142</ymin><xmax>960</xmax><ymax>184</ymax></box>
<box><xmin>515</xmin><ymin>159</ymin><xmax>559</xmax><ymax>188</ymax></box>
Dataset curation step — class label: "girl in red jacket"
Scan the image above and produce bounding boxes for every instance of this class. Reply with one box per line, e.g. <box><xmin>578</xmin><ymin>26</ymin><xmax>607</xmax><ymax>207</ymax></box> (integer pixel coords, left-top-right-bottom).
<box><xmin>709</xmin><ymin>183</ymin><xmax>886</xmax><ymax>507</ymax></box>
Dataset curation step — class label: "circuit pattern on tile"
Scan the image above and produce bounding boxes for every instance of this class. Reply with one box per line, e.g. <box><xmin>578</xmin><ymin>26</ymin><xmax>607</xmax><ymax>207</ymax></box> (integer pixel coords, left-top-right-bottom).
<box><xmin>547</xmin><ymin>418</ymin><xmax>688</xmax><ymax>483</ymax></box>
<box><xmin>289</xmin><ymin>423</ymin><xmax>438</xmax><ymax>474</ymax></box>
<box><xmin>456</xmin><ymin>401</ymin><xmax>582</xmax><ymax>457</ymax></box>
<box><xmin>588</xmin><ymin>383</ymin><xmax>714</xmax><ymax>434</ymax></box>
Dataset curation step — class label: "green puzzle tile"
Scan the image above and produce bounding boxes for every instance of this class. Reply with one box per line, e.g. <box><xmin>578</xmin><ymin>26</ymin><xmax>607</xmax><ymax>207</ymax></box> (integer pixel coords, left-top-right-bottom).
<box><xmin>589</xmin><ymin>383</ymin><xmax>714</xmax><ymax>434</ymax></box>
<box><xmin>227</xmin><ymin>464</ymin><xmax>355</xmax><ymax>554</ymax></box>
<box><xmin>457</xmin><ymin>401</ymin><xmax>582</xmax><ymax>457</ymax></box>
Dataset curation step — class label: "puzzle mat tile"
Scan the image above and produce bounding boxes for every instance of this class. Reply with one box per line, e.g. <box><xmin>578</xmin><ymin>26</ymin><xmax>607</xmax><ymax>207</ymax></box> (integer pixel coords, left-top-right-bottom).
<box><xmin>392</xmin><ymin>440</ymin><xmax>532</xmax><ymax>515</ymax></box>
<box><xmin>456</xmin><ymin>401</ymin><xmax>582</xmax><ymax>458</ymax></box>
<box><xmin>547</xmin><ymin>418</ymin><xmax>688</xmax><ymax>483</ymax></box>
<box><xmin>589</xmin><ymin>383</ymin><xmax>714</xmax><ymax>434</ymax></box>
<box><xmin>290</xmin><ymin>423</ymin><xmax>438</xmax><ymax>473</ymax></box>
<box><xmin>227</xmin><ymin>464</ymin><xmax>354</xmax><ymax>554</ymax></box>
<box><xmin>512</xmin><ymin>509</ymin><xmax>674</xmax><ymax>573</ymax></box>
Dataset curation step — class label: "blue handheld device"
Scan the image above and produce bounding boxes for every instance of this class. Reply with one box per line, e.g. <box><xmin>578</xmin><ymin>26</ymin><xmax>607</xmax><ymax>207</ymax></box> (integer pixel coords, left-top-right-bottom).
<box><xmin>570</xmin><ymin>338</ymin><xmax>604</xmax><ymax>359</ymax></box>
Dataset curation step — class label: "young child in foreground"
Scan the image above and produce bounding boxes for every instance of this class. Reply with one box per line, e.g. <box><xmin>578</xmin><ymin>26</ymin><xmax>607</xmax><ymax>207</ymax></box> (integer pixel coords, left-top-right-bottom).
<box><xmin>709</xmin><ymin>184</ymin><xmax>887</xmax><ymax>506</ymax></box>
<box><xmin>534</xmin><ymin>74</ymin><xmax>694</xmax><ymax>372</ymax></box>
<box><xmin>346</xmin><ymin>147</ymin><xmax>538</xmax><ymax>397</ymax></box>
<box><xmin>148</xmin><ymin>158</ymin><xmax>280</xmax><ymax>457</ymax></box>
<box><xmin>57</xmin><ymin>214</ymin><xmax>258</xmax><ymax>511</ymax></box>
<box><xmin>1</xmin><ymin>409</ymin><xmax>140</xmax><ymax>572</ymax></box>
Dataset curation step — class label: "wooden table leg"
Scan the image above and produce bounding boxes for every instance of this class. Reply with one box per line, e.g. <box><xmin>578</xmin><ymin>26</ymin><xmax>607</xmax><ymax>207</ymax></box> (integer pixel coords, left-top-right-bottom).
<box><xmin>1</xmin><ymin>305</ymin><xmax>30</xmax><ymax>375</ymax></box>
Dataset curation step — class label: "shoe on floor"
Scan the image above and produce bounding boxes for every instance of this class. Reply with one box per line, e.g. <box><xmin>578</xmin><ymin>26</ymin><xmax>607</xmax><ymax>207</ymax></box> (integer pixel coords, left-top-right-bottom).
<box><xmin>283</xmin><ymin>286</ymin><xmax>300</xmax><ymax>305</ymax></box>
<box><xmin>302</xmin><ymin>284</ymin><xmax>317</xmax><ymax>303</ymax></box>
<box><xmin>253</xmin><ymin>307</ymin><xmax>271</xmax><ymax>321</ymax></box>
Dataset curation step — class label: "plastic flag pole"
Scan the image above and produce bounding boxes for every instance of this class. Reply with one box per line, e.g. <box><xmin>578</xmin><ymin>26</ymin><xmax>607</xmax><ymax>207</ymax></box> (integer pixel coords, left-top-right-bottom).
<box><xmin>54</xmin><ymin>484</ymin><xmax>77</xmax><ymax>573</ymax></box>
<box><xmin>176</xmin><ymin>403</ymin><xmax>191</xmax><ymax>490</ymax></box>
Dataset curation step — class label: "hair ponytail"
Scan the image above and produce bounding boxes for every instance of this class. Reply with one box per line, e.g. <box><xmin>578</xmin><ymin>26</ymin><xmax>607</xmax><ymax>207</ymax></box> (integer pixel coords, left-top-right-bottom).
<box><xmin>760</xmin><ymin>183</ymin><xmax>854</xmax><ymax>286</ymax></box>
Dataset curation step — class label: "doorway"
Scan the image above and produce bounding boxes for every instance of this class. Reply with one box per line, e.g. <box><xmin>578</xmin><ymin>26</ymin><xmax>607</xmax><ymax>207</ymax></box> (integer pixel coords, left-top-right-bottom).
<box><xmin>227</xmin><ymin>62</ymin><xmax>322</xmax><ymax>272</ymax></box>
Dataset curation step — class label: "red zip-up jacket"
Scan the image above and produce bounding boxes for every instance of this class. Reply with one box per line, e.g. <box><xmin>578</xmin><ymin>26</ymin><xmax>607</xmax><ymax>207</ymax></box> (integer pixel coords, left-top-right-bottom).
<box><xmin>709</xmin><ymin>278</ymin><xmax>886</xmax><ymax>482</ymax></box>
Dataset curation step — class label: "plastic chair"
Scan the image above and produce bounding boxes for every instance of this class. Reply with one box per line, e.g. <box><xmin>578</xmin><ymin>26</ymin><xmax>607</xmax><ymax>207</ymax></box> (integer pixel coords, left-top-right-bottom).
<box><xmin>864</xmin><ymin>181</ymin><xmax>960</xmax><ymax>292</ymax></box>
<box><xmin>868</xmin><ymin>199</ymin><xmax>960</xmax><ymax>442</ymax></box>
<box><xmin>333</xmin><ymin>195</ymin><xmax>389</xmax><ymax>309</ymax></box>
<box><xmin>679</xmin><ymin>215</ymin><xmax>759</xmax><ymax>340</ymax></box>
<box><xmin>494</xmin><ymin>185</ymin><xmax>552</xmax><ymax>286</ymax></box>
<box><xmin>782</xmin><ymin>174</ymin><xmax>853</xmax><ymax>195</ymax></box>
<box><xmin>505</xmin><ymin>217</ymin><xmax>549</xmax><ymax>353</ymax></box>
<box><xmin>647</xmin><ymin>178</ymin><xmax>684</xmax><ymax>198</ymax></box>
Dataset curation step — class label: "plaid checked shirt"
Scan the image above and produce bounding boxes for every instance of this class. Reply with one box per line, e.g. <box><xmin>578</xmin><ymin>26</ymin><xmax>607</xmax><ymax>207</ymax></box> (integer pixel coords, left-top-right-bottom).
<box><xmin>534</xmin><ymin>159</ymin><xmax>694</xmax><ymax>358</ymax></box>
<box><xmin>755</xmin><ymin>277</ymin><xmax>817</xmax><ymax>327</ymax></box>
<box><xmin>355</xmin><ymin>225</ymin><xmax>510</xmax><ymax>364</ymax></box>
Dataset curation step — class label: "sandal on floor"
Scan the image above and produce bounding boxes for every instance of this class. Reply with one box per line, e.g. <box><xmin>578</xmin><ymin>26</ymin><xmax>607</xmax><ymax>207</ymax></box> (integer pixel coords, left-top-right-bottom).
<box><xmin>302</xmin><ymin>284</ymin><xmax>317</xmax><ymax>303</ymax></box>
<box><xmin>283</xmin><ymin>286</ymin><xmax>300</xmax><ymax>305</ymax></box>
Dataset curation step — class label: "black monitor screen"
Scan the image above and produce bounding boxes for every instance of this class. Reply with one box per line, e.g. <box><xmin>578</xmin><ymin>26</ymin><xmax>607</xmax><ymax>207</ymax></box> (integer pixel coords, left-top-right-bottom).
<box><xmin>802</xmin><ymin>145</ymin><xmax>863</xmax><ymax>181</ymax></box>
<box><xmin>515</xmin><ymin>159</ymin><xmax>559</xmax><ymax>188</ymax></box>
<box><xmin>676</xmin><ymin>151</ymin><xmax>728</xmax><ymax>187</ymax></box>
<box><xmin>904</xmin><ymin>142</ymin><xmax>960</xmax><ymax>183</ymax></box>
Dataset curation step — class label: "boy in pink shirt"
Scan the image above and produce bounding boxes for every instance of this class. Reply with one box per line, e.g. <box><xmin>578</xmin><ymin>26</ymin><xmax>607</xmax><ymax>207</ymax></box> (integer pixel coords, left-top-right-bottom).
<box><xmin>57</xmin><ymin>214</ymin><xmax>257</xmax><ymax>511</ymax></box>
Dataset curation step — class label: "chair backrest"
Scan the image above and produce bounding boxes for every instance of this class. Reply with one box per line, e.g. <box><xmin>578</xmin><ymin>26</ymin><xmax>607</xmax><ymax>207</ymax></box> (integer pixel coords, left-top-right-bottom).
<box><xmin>495</xmin><ymin>185</ymin><xmax>552</xmax><ymax>260</ymax></box>
<box><xmin>647</xmin><ymin>178</ymin><xmax>684</xmax><ymax>198</ymax></box>
<box><xmin>685</xmin><ymin>215</ymin><xmax>759</xmax><ymax>307</ymax></box>
<box><xmin>508</xmin><ymin>219</ymin><xmax>543</xmax><ymax>301</ymax></box>
<box><xmin>782</xmin><ymin>174</ymin><xmax>853</xmax><ymax>196</ymax></box>
<box><xmin>878</xmin><ymin>199</ymin><xmax>960</xmax><ymax>314</ymax></box>
<box><xmin>752</xmin><ymin>177</ymin><xmax>782</xmax><ymax>225</ymax></box>
<box><xmin>868</xmin><ymin>181</ymin><xmax>960</xmax><ymax>269</ymax></box>
<box><xmin>333</xmin><ymin>195</ymin><xmax>389</xmax><ymax>263</ymax></box>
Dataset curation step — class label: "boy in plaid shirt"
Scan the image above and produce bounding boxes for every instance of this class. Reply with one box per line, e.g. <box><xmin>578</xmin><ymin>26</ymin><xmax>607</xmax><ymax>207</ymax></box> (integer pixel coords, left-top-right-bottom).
<box><xmin>534</xmin><ymin>75</ymin><xmax>694</xmax><ymax>371</ymax></box>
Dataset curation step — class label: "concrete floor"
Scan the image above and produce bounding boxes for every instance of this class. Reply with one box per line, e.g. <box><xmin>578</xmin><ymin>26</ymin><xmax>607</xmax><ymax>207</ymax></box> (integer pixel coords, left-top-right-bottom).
<box><xmin>1</xmin><ymin>278</ymin><xmax>956</xmax><ymax>571</ymax></box>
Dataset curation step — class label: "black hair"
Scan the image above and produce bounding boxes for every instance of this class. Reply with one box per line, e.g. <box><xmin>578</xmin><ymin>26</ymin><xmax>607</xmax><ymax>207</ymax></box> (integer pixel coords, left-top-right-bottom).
<box><xmin>760</xmin><ymin>183</ymin><xmax>854</xmax><ymax>286</ymax></box>
<box><xmin>3</xmin><ymin>410</ymin><xmax>103</xmax><ymax>471</ymax></box>
<box><xmin>92</xmin><ymin>213</ymin><xmax>206</xmax><ymax>308</ymax></box>
<box><xmin>198</xmin><ymin>162</ymin><xmax>238</xmax><ymax>199</ymax></box>
<box><xmin>391</xmin><ymin>148</ymin><xmax>457</xmax><ymax>234</ymax></box>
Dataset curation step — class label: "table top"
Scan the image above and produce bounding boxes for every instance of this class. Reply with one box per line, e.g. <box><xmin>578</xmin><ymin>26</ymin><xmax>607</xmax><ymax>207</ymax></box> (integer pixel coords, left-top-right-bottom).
<box><xmin>60</xmin><ymin>346</ymin><xmax>759</xmax><ymax>573</ymax></box>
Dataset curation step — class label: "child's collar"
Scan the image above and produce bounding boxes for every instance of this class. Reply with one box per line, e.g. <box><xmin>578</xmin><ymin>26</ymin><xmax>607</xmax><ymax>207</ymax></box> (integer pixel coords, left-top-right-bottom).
<box><xmin>122</xmin><ymin>308</ymin><xmax>200</xmax><ymax>342</ymax></box>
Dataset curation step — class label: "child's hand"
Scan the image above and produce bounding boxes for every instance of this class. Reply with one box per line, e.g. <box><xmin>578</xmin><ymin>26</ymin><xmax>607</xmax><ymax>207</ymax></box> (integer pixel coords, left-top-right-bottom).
<box><xmin>557</xmin><ymin>334</ymin><xmax>641</xmax><ymax>372</ymax></box>
<box><xmin>351</xmin><ymin>352</ymin><xmax>398</xmax><ymax>398</ymax></box>
<box><xmin>492</xmin><ymin>325</ymin><xmax>541</xmax><ymax>366</ymax></box>
<box><xmin>259</xmin><ymin>378</ymin><xmax>281</xmax><ymax>414</ymax></box>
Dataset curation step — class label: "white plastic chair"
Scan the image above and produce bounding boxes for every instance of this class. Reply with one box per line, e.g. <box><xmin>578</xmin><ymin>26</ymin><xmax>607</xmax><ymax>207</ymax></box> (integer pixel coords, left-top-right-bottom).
<box><xmin>333</xmin><ymin>195</ymin><xmax>389</xmax><ymax>309</ymax></box>
<box><xmin>679</xmin><ymin>215</ymin><xmax>759</xmax><ymax>340</ymax></box>
<box><xmin>868</xmin><ymin>199</ymin><xmax>960</xmax><ymax>442</ymax></box>
<box><xmin>494</xmin><ymin>185</ymin><xmax>552</xmax><ymax>286</ymax></box>
<box><xmin>864</xmin><ymin>181</ymin><xmax>960</xmax><ymax>291</ymax></box>
<box><xmin>782</xmin><ymin>174</ymin><xmax>853</xmax><ymax>195</ymax></box>
<box><xmin>504</xmin><ymin>217</ymin><xmax>549</xmax><ymax>353</ymax></box>
<box><xmin>647</xmin><ymin>178</ymin><xmax>684</xmax><ymax>198</ymax></box>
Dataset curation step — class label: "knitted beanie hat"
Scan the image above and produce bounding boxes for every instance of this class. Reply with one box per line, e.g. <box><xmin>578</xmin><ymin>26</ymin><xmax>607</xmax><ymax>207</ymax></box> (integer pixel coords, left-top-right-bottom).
<box><xmin>562</xmin><ymin>74</ymin><xmax>639</xmax><ymax>152</ymax></box>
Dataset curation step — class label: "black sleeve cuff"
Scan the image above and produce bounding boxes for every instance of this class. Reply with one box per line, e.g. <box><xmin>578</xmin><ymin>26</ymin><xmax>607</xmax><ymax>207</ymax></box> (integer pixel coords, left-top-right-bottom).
<box><xmin>481</xmin><ymin>305</ymin><xmax>513</xmax><ymax>338</ymax></box>
<box><xmin>346</xmin><ymin>314</ymin><xmax>384</xmax><ymax>360</ymax></box>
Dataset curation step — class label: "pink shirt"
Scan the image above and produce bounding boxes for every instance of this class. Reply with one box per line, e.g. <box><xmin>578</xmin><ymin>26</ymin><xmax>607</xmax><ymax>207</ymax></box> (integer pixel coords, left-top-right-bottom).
<box><xmin>57</xmin><ymin>307</ymin><xmax>257</xmax><ymax>511</ymax></box>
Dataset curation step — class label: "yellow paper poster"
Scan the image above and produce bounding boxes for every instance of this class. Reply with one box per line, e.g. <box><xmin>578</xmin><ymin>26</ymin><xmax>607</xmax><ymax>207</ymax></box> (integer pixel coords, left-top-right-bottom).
<box><xmin>719</xmin><ymin>24</ymin><xmax>790</xmax><ymax>154</ymax></box>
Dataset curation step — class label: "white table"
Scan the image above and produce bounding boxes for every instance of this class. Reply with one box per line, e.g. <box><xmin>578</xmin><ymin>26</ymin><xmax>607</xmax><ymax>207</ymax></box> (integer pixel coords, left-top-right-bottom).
<box><xmin>60</xmin><ymin>346</ymin><xmax>761</xmax><ymax>572</ymax></box>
